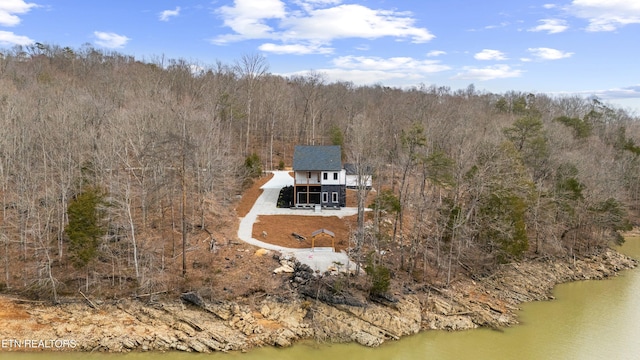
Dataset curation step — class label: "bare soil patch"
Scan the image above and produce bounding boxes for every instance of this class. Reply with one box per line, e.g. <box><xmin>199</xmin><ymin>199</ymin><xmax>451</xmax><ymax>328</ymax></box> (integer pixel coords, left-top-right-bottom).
<box><xmin>345</xmin><ymin>188</ymin><xmax>377</xmax><ymax>208</ymax></box>
<box><xmin>235</xmin><ymin>173</ymin><xmax>274</xmax><ymax>217</ymax></box>
<box><xmin>0</xmin><ymin>297</ymin><xmax>30</xmax><ymax>320</ymax></box>
<box><xmin>203</xmin><ymin>243</ymin><xmax>284</xmax><ymax>300</ymax></box>
<box><xmin>252</xmin><ymin>215</ymin><xmax>357</xmax><ymax>251</ymax></box>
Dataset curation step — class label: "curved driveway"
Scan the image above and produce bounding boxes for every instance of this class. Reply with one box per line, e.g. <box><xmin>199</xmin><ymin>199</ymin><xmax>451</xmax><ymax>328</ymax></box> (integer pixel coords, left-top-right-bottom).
<box><xmin>237</xmin><ymin>171</ymin><xmax>358</xmax><ymax>273</ymax></box>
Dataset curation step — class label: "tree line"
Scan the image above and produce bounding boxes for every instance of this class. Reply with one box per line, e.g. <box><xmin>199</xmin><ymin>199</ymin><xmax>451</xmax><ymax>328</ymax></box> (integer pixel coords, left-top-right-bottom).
<box><xmin>0</xmin><ymin>43</ymin><xmax>638</xmax><ymax>299</ymax></box>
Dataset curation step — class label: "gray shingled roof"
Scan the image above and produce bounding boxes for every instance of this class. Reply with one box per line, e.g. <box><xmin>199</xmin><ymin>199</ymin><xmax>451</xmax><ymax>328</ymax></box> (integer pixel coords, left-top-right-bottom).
<box><xmin>293</xmin><ymin>145</ymin><xmax>342</xmax><ymax>171</ymax></box>
<box><xmin>344</xmin><ymin>163</ymin><xmax>373</xmax><ymax>175</ymax></box>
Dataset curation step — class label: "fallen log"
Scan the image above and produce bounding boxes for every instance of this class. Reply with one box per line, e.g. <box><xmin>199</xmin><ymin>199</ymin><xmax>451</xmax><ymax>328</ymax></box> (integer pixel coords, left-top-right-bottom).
<box><xmin>79</xmin><ymin>290</ymin><xmax>98</xmax><ymax>309</ymax></box>
<box><xmin>292</xmin><ymin>232</ymin><xmax>306</xmax><ymax>241</ymax></box>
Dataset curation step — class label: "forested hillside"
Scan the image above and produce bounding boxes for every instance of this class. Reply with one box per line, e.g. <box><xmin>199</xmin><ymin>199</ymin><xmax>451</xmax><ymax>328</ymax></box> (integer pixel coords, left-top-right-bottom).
<box><xmin>0</xmin><ymin>44</ymin><xmax>638</xmax><ymax>301</ymax></box>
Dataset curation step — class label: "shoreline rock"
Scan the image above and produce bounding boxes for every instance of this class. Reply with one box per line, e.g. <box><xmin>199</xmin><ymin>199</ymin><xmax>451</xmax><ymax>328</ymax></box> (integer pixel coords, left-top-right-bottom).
<box><xmin>0</xmin><ymin>249</ymin><xmax>636</xmax><ymax>353</ymax></box>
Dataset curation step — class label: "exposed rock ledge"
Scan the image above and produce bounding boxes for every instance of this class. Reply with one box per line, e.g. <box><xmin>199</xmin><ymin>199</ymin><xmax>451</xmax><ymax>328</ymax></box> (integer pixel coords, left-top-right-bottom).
<box><xmin>0</xmin><ymin>249</ymin><xmax>636</xmax><ymax>353</ymax></box>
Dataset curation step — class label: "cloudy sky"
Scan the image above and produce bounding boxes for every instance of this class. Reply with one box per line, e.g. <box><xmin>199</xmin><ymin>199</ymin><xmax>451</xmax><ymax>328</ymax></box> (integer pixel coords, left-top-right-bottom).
<box><xmin>1</xmin><ymin>0</ymin><xmax>639</xmax><ymax>113</ymax></box>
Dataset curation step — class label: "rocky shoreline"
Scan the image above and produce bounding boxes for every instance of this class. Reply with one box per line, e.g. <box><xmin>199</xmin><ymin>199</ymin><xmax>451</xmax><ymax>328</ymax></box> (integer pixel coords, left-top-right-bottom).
<box><xmin>0</xmin><ymin>249</ymin><xmax>636</xmax><ymax>353</ymax></box>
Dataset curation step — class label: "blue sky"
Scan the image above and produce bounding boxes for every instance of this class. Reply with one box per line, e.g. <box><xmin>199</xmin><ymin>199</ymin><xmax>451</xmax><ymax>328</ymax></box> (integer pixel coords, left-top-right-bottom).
<box><xmin>2</xmin><ymin>0</ymin><xmax>639</xmax><ymax>114</ymax></box>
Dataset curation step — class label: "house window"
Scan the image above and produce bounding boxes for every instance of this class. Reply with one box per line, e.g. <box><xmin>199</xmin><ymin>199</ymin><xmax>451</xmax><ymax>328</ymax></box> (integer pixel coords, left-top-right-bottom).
<box><xmin>323</xmin><ymin>172</ymin><xmax>328</xmax><ymax>180</ymax></box>
<box><xmin>307</xmin><ymin>172</ymin><xmax>311</xmax><ymax>179</ymax></box>
<box><xmin>332</xmin><ymin>192</ymin><xmax>338</xmax><ymax>203</ymax></box>
<box><xmin>333</xmin><ymin>172</ymin><xmax>338</xmax><ymax>180</ymax></box>
<box><xmin>322</xmin><ymin>192</ymin><xmax>328</xmax><ymax>203</ymax></box>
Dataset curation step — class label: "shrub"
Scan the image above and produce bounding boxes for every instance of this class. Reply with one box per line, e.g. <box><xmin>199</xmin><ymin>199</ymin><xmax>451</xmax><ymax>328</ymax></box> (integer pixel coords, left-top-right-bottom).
<box><xmin>244</xmin><ymin>153</ymin><xmax>262</xmax><ymax>178</ymax></box>
<box><xmin>65</xmin><ymin>186</ymin><xmax>107</xmax><ymax>268</ymax></box>
<box><xmin>364</xmin><ymin>255</ymin><xmax>390</xmax><ymax>296</ymax></box>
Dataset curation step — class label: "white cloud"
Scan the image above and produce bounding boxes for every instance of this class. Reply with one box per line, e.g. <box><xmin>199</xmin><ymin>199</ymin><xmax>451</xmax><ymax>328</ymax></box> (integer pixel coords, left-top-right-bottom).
<box><xmin>484</xmin><ymin>22</ymin><xmax>510</xmax><ymax>30</ymax></box>
<box><xmin>427</xmin><ymin>50</ymin><xmax>446</xmax><ymax>57</ymax></box>
<box><xmin>568</xmin><ymin>85</ymin><xmax>640</xmax><ymax>100</ymax></box>
<box><xmin>259</xmin><ymin>42</ymin><xmax>333</xmax><ymax>54</ymax></box>
<box><xmin>0</xmin><ymin>0</ymin><xmax>37</xmax><ymax>26</ymax></box>
<box><xmin>527</xmin><ymin>47</ymin><xmax>573</xmax><ymax>60</ymax></box>
<box><xmin>214</xmin><ymin>0</ymin><xmax>286</xmax><ymax>43</ymax></box>
<box><xmin>332</xmin><ymin>55</ymin><xmax>450</xmax><ymax>73</ymax></box>
<box><xmin>300</xmin><ymin>0</ymin><xmax>341</xmax><ymax>4</ymax></box>
<box><xmin>283</xmin><ymin>67</ymin><xmax>427</xmax><ymax>86</ymax></box>
<box><xmin>452</xmin><ymin>65</ymin><xmax>523</xmax><ymax>81</ymax></box>
<box><xmin>554</xmin><ymin>85</ymin><xmax>640</xmax><ymax>113</ymax></box>
<box><xmin>213</xmin><ymin>1</ymin><xmax>434</xmax><ymax>52</ymax></box>
<box><xmin>0</xmin><ymin>30</ymin><xmax>33</xmax><ymax>45</ymax></box>
<box><xmin>293</xmin><ymin>0</ymin><xmax>341</xmax><ymax>12</ymax></box>
<box><xmin>93</xmin><ymin>31</ymin><xmax>130</xmax><ymax>48</ymax></box>
<box><xmin>569</xmin><ymin>0</ymin><xmax>640</xmax><ymax>31</ymax></box>
<box><xmin>190</xmin><ymin>64</ymin><xmax>205</xmax><ymax>76</ymax></box>
<box><xmin>281</xmin><ymin>4</ymin><xmax>434</xmax><ymax>43</ymax></box>
<box><xmin>474</xmin><ymin>49</ymin><xmax>507</xmax><ymax>61</ymax></box>
<box><xmin>277</xmin><ymin>55</ymin><xmax>450</xmax><ymax>86</ymax></box>
<box><xmin>529</xmin><ymin>19</ymin><xmax>569</xmax><ymax>33</ymax></box>
<box><xmin>543</xmin><ymin>4</ymin><xmax>557</xmax><ymax>9</ymax></box>
<box><xmin>159</xmin><ymin>6</ymin><xmax>180</xmax><ymax>21</ymax></box>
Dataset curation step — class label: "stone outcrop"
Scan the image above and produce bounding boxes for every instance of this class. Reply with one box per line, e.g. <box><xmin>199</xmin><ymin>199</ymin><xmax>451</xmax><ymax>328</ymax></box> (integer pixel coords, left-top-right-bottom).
<box><xmin>0</xmin><ymin>249</ymin><xmax>636</xmax><ymax>353</ymax></box>
<box><xmin>421</xmin><ymin>249</ymin><xmax>637</xmax><ymax>330</ymax></box>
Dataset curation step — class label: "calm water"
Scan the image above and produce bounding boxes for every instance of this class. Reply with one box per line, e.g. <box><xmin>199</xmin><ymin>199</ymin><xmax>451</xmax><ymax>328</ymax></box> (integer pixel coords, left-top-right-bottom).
<box><xmin>5</xmin><ymin>237</ymin><xmax>640</xmax><ymax>360</ymax></box>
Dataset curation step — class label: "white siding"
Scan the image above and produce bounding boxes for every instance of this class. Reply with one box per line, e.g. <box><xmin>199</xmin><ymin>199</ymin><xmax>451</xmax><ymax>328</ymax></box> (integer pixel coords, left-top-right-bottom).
<box><xmin>321</xmin><ymin>169</ymin><xmax>346</xmax><ymax>185</ymax></box>
<box><xmin>346</xmin><ymin>174</ymin><xmax>372</xmax><ymax>188</ymax></box>
<box><xmin>295</xmin><ymin>170</ymin><xmax>347</xmax><ymax>186</ymax></box>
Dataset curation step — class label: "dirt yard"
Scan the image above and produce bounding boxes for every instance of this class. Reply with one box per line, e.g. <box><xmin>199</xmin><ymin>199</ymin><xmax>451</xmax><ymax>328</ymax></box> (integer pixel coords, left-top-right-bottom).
<box><xmin>252</xmin><ymin>215</ymin><xmax>357</xmax><ymax>251</ymax></box>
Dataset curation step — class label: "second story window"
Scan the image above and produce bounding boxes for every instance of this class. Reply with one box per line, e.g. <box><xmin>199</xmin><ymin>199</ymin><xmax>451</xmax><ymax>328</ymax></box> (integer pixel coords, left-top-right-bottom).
<box><xmin>333</xmin><ymin>172</ymin><xmax>338</xmax><ymax>180</ymax></box>
<box><xmin>323</xmin><ymin>172</ymin><xmax>328</xmax><ymax>180</ymax></box>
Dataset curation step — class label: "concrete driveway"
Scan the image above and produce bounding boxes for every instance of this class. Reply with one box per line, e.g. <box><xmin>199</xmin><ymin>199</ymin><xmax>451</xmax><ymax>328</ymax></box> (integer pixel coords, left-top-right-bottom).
<box><xmin>237</xmin><ymin>171</ymin><xmax>359</xmax><ymax>273</ymax></box>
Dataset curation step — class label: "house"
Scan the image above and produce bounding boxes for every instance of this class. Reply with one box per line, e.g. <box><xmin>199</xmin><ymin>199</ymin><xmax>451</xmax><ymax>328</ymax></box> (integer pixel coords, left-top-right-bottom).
<box><xmin>344</xmin><ymin>163</ymin><xmax>373</xmax><ymax>189</ymax></box>
<box><xmin>293</xmin><ymin>145</ymin><xmax>346</xmax><ymax>208</ymax></box>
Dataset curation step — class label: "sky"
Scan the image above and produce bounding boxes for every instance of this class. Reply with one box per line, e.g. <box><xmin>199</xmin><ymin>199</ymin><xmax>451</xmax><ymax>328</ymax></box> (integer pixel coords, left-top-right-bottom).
<box><xmin>1</xmin><ymin>0</ymin><xmax>639</xmax><ymax>114</ymax></box>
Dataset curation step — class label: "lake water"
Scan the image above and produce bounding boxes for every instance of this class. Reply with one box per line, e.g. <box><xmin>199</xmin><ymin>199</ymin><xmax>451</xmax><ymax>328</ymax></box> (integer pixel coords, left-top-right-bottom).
<box><xmin>4</xmin><ymin>236</ymin><xmax>640</xmax><ymax>360</ymax></box>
